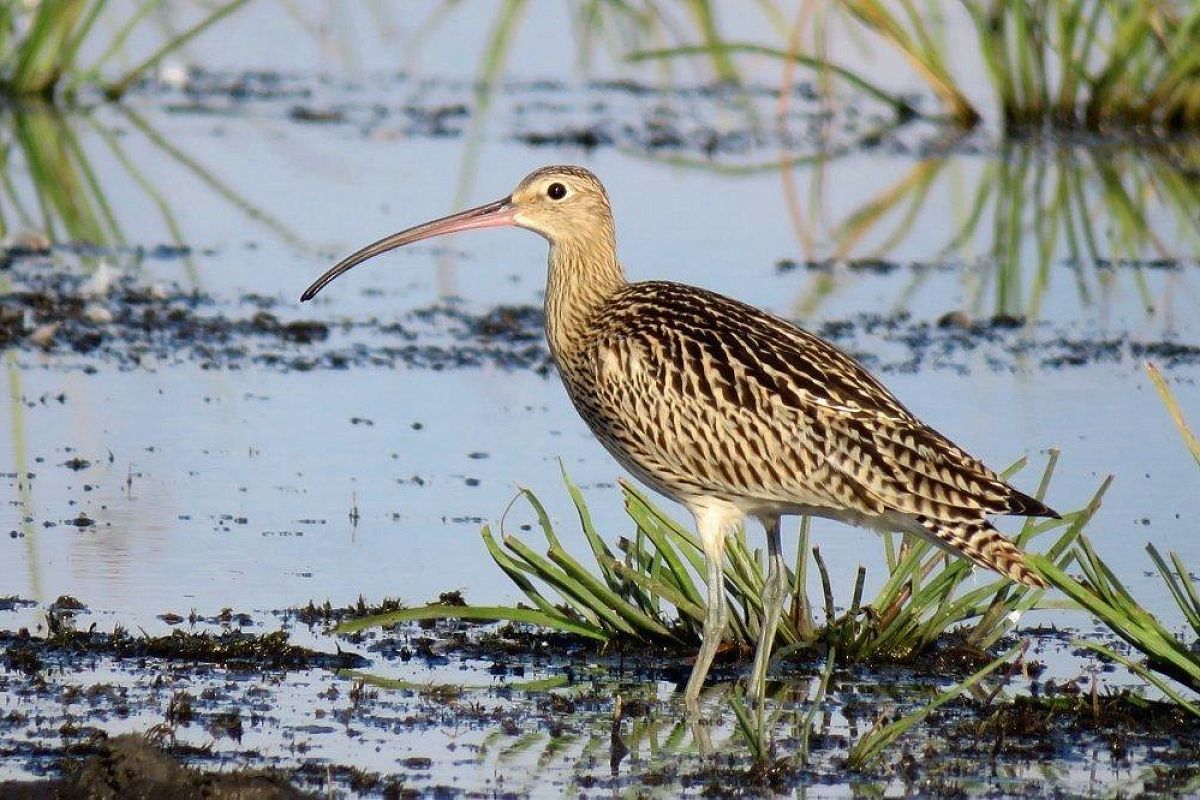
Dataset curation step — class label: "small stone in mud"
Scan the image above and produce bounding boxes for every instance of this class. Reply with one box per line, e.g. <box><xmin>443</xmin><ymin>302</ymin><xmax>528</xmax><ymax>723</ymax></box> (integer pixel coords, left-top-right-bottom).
<box><xmin>937</xmin><ymin>311</ymin><xmax>971</xmax><ymax>329</ymax></box>
<box><xmin>83</xmin><ymin>303</ymin><xmax>114</xmax><ymax>324</ymax></box>
<box><xmin>51</xmin><ymin>594</ymin><xmax>87</xmax><ymax>614</ymax></box>
<box><xmin>27</xmin><ymin>322</ymin><xmax>59</xmax><ymax>348</ymax></box>
<box><xmin>290</xmin><ymin>105</ymin><xmax>345</xmax><ymax>123</ymax></box>
<box><xmin>990</xmin><ymin>313</ymin><xmax>1026</xmax><ymax>328</ymax></box>
<box><xmin>846</xmin><ymin>258</ymin><xmax>898</xmax><ymax>273</ymax></box>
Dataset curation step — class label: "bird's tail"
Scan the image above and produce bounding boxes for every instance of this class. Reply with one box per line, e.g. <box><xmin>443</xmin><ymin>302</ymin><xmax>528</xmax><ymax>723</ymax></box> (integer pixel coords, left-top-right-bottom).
<box><xmin>913</xmin><ymin>515</ymin><xmax>1047</xmax><ymax>588</ymax></box>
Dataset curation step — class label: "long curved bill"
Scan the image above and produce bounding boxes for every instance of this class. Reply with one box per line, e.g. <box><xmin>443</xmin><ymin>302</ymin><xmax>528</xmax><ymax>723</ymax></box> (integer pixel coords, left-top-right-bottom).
<box><xmin>300</xmin><ymin>195</ymin><xmax>516</xmax><ymax>301</ymax></box>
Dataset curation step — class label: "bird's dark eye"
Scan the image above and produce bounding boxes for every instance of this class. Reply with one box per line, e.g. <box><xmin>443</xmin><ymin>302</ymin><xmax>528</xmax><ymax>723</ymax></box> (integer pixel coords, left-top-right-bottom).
<box><xmin>547</xmin><ymin>182</ymin><xmax>567</xmax><ymax>200</ymax></box>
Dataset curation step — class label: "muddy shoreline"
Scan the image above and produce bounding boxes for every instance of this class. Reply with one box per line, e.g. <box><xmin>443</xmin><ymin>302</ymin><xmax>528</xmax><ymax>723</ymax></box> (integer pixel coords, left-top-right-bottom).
<box><xmin>3</xmin><ymin>594</ymin><xmax>1200</xmax><ymax>797</ymax></box>
<box><xmin>3</xmin><ymin>252</ymin><xmax>1197</xmax><ymax>376</ymax></box>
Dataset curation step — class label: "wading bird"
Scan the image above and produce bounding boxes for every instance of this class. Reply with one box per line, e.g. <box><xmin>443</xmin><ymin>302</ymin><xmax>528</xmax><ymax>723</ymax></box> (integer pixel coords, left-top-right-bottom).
<box><xmin>301</xmin><ymin>166</ymin><xmax>1057</xmax><ymax>706</ymax></box>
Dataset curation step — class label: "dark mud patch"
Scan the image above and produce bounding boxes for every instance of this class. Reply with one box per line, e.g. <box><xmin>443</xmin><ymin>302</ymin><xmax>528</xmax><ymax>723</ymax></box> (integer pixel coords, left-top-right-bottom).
<box><xmin>125</xmin><ymin>68</ymin><xmax>1200</xmax><ymax>165</ymax></box>
<box><xmin>296</xmin><ymin>594</ymin><xmax>1037</xmax><ymax>691</ymax></box>
<box><xmin>1</xmin><ymin>625</ymin><xmax>365</xmax><ymax>672</ymax></box>
<box><xmin>3</xmin><ymin>600</ymin><xmax>1199</xmax><ymax>796</ymax></box>
<box><xmin>0</xmin><ymin>263</ymin><xmax>553</xmax><ymax>373</ymax></box>
<box><xmin>3</xmin><ymin>258</ymin><xmax>1197</xmax><ymax>376</ymax></box>
<box><xmin>0</xmin><ymin>596</ymin><xmax>37</xmax><ymax>613</ymax></box>
<box><xmin>0</xmin><ymin>734</ymin><xmax>312</xmax><ymax>800</ymax></box>
<box><xmin>131</xmin><ymin>68</ymin><xmax>928</xmax><ymax>160</ymax></box>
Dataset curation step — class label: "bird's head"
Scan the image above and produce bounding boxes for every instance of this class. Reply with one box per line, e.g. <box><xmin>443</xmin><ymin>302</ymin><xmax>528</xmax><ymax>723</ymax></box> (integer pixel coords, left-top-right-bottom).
<box><xmin>509</xmin><ymin>166</ymin><xmax>613</xmax><ymax>244</ymax></box>
<box><xmin>301</xmin><ymin>165</ymin><xmax>613</xmax><ymax>301</ymax></box>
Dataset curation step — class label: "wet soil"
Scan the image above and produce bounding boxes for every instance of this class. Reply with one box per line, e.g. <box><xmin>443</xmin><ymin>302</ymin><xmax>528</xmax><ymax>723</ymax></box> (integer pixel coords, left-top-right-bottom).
<box><xmin>3</xmin><ymin>596</ymin><xmax>1200</xmax><ymax>797</ymax></box>
<box><xmin>3</xmin><ymin>251</ymin><xmax>1196</xmax><ymax>376</ymax></box>
<box><xmin>144</xmin><ymin>68</ymin><xmax>1200</xmax><ymax>161</ymax></box>
<box><xmin>0</xmin><ymin>734</ymin><xmax>312</xmax><ymax>799</ymax></box>
<box><xmin>142</xmin><ymin>68</ymin><xmax>920</xmax><ymax>158</ymax></box>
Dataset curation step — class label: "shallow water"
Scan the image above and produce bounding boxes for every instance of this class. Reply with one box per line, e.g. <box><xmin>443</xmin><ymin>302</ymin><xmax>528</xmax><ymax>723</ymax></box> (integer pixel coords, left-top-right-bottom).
<box><xmin>4</xmin><ymin>100</ymin><xmax>1196</xmax><ymax>630</ymax></box>
<box><xmin>2</xmin><ymin>1</ymin><xmax>1199</xmax><ymax>794</ymax></box>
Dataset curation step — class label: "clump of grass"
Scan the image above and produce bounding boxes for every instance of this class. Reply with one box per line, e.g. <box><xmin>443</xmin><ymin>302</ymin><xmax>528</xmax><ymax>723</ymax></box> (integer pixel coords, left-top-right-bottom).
<box><xmin>836</xmin><ymin>0</ymin><xmax>1200</xmax><ymax>131</ymax></box>
<box><xmin>835</xmin><ymin>0</ymin><xmax>978</xmax><ymax>127</ymax></box>
<box><xmin>1032</xmin><ymin>543</ymin><xmax>1200</xmax><ymax>716</ymax></box>
<box><xmin>1028</xmin><ymin>362</ymin><xmax>1200</xmax><ymax>715</ymax></box>
<box><xmin>338</xmin><ymin>455</ymin><xmax>1103</xmax><ymax>673</ymax></box>
<box><xmin>972</xmin><ymin>1</ymin><xmax>1200</xmax><ymax>131</ymax></box>
<box><xmin>629</xmin><ymin>2</ymin><xmax>1200</xmax><ymax>132</ymax></box>
<box><xmin>0</xmin><ymin>0</ymin><xmax>250</xmax><ymax>100</ymax></box>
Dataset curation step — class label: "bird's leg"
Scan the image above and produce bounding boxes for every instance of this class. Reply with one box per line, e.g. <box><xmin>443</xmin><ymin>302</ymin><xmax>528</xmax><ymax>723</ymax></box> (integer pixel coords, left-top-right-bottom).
<box><xmin>749</xmin><ymin>515</ymin><xmax>786</xmax><ymax>707</ymax></box>
<box><xmin>684</xmin><ymin>509</ymin><xmax>731</xmax><ymax>710</ymax></box>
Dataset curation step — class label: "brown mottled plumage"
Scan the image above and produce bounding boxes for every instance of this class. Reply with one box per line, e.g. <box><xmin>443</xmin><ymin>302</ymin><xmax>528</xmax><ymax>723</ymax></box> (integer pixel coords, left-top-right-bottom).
<box><xmin>302</xmin><ymin>165</ymin><xmax>1058</xmax><ymax>707</ymax></box>
<box><xmin>565</xmin><ymin>280</ymin><xmax>1054</xmax><ymax>585</ymax></box>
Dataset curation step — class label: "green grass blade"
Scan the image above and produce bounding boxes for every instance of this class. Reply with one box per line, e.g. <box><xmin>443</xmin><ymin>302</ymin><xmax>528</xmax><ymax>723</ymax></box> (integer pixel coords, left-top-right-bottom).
<box><xmin>83</xmin><ymin>0</ymin><xmax>162</xmax><ymax>77</ymax></box>
<box><xmin>1032</xmin><ymin>552</ymin><xmax>1200</xmax><ymax>690</ymax></box>
<box><xmin>1147</xmin><ymin>544</ymin><xmax>1200</xmax><ymax>633</ymax></box>
<box><xmin>1074</xmin><ymin>640</ymin><xmax>1200</xmax><ymax>718</ymax></box>
<box><xmin>628</xmin><ymin>42</ymin><xmax>914</xmax><ymax>117</ymax></box>
<box><xmin>503</xmin><ymin>535</ymin><xmax>639</xmax><ymax>637</ymax></box>
<box><xmin>105</xmin><ymin>0</ymin><xmax>252</xmax><ymax>99</ymax></box>
<box><xmin>848</xmin><ymin>642</ymin><xmax>1022</xmax><ymax>769</ymax></box>
<box><xmin>560</xmin><ymin>464</ymin><xmax>623</xmax><ymax>591</ymax></box>
<box><xmin>516</xmin><ymin>486</ymin><xmax>563</xmax><ymax>549</ymax></box>
<box><xmin>11</xmin><ymin>1</ymin><xmax>85</xmax><ymax>95</ymax></box>
<box><xmin>605</xmin><ymin>555</ymin><xmax>706</xmax><ymax>629</ymax></box>
<box><xmin>481</xmin><ymin>525</ymin><xmax>575</xmax><ymax>622</ymax></box>
<box><xmin>547</xmin><ymin>544</ymin><xmax>673</xmax><ymax>638</ymax></box>
<box><xmin>1168</xmin><ymin>550</ymin><xmax>1200</xmax><ymax>633</ymax></box>
<box><xmin>626</xmin><ymin>496</ymin><xmax>703</xmax><ymax>609</ymax></box>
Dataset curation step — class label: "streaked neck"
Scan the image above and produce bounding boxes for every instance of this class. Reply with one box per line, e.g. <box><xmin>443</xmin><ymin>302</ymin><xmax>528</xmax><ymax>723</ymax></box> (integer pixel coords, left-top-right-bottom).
<box><xmin>544</xmin><ymin>235</ymin><xmax>625</xmax><ymax>362</ymax></box>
